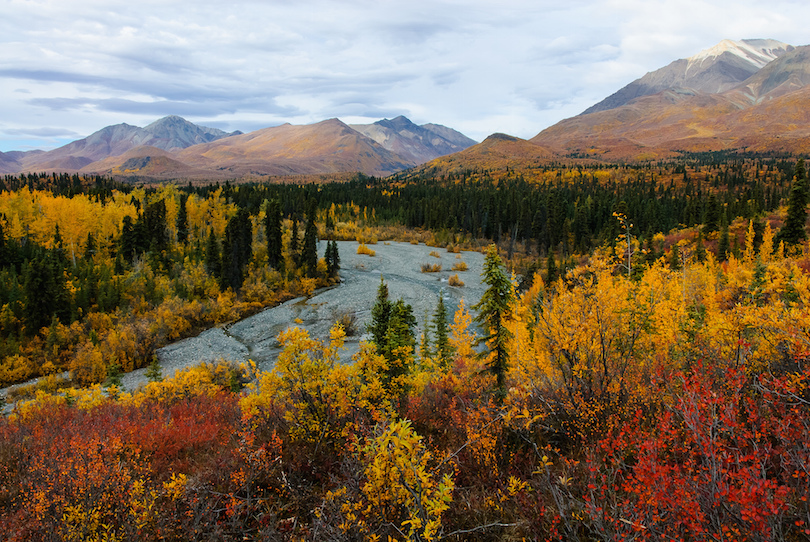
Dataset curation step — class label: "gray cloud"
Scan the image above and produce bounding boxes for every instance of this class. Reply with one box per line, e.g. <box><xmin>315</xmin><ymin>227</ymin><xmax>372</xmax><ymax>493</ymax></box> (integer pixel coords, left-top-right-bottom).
<box><xmin>5</xmin><ymin>126</ymin><xmax>82</xmax><ymax>138</ymax></box>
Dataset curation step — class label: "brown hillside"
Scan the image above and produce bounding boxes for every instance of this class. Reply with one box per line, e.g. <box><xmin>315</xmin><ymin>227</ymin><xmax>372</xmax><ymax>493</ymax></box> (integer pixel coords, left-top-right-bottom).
<box><xmin>531</xmin><ymin>45</ymin><xmax>810</xmax><ymax>160</ymax></box>
<box><xmin>413</xmin><ymin>133</ymin><xmax>557</xmax><ymax>174</ymax></box>
<box><xmin>175</xmin><ymin>119</ymin><xmax>412</xmax><ymax>177</ymax></box>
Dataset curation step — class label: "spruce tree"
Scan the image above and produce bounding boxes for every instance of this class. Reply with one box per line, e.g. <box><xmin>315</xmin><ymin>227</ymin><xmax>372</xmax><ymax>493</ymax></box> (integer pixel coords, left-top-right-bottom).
<box><xmin>301</xmin><ymin>217</ymin><xmax>318</xmax><ymax>278</ymax></box>
<box><xmin>176</xmin><ymin>194</ymin><xmax>188</xmax><ymax>244</ymax></box>
<box><xmin>265</xmin><ymin>199</ymin><xmax>283</xmax><ymax>271</ymax></box>
<box><xmin>325</xmin><ymin>240</ymin><xmax>340</xmax><ymax>279</ymax></box>
<box><xmin>433</xmin><ymin>292</ymin><xmax>452</xmax><ymax>366</ymax></box>
<box><xmin>704</xmin><ymin>194</ymin><xmax>720</xmax><ymax>233</ymax></box>
<box><xmin>382</xmin><ymin>299</ymin><xmax>417</xmax><ymax>379</ymax></box>
<box><xmin>290</xmin><ymin>216</ymin><xmax>299</xmax><ymax>263</ymax></box>
<box><xmin>205</xmin><ymin>230</ymin><xmax>221</xmax><ymax>280</ymax></box>
<box><xmin>120</xmin><ymin>215</ymin><xmax>136</xmax><ymax>263</ymax></box>
<box><xmin>221</xmin><ymin>209</ymin><xmax>253</xmax><ymax>290</ymax></box>
<box><xmin>546</xmin><ymin>252</ymin><xmax>558</xmax><ymax>285</ymax></box>
<box><xmin>718</xmin><ymin>225</ymin><xmax>730</xmax><ymax>261</ymax></box>
<box><xmin>777</xmin><ymin>158</ymin><xmax>809</xmax><ymax>246</ymax></box>
<box><xmin>369</xmin><ymin>276</ymin><xmax>392</xmax><ymax>350</ymax></box>
<box><xmin>143</xmin><ymin>199</ymin><xmax>169</xmax><ymax>255</ymax></box>
<box><xmin>473</xmin><ymin>244</ymin><xmax>514</xmax><ymax>400</ymax></box>
<box><xmin>23</xmin><ymin>255</ymin><xmax>49</xmax><ymax>334</ymax></box>
<box><xmin>695</xmin><ymin>230</ymin><xmax>706</xmax><ymax>263</ymax></box>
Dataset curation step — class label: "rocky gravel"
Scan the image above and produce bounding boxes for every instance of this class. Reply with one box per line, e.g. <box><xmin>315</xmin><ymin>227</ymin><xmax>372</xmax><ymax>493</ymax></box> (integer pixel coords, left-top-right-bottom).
<box><xmin>119</xmin><ymin>240</ymin><xmax>487</xmax><ymax>392</ymax></box>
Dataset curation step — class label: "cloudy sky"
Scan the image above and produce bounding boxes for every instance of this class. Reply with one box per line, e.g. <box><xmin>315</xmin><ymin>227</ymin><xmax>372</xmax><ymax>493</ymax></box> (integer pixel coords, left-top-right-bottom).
<box><xmin>1</xmin><ymin>0</ymin><xmax>809</xmax><ymax>151</ymax></box>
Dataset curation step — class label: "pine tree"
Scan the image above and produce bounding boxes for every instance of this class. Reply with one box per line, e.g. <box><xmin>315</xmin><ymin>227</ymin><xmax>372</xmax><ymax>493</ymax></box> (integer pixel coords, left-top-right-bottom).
<box><xmin>143</xmin><ymin>199</ymin><xmax>169</xmax><ymax>255</ymax></box>
<box><xmin>325</xmin><ymin>240</ymin><xmax>340</xmax><ymax>279</ymax></box>
<box><xmin>695</xmin><ymin>230</ymin><xmax>706</xmax><ymax>263</ymax></box>
<box><xmin>433</xmin><ymin>292</ymin><xmax>452</xmax><ymax>367</ymax></box>
<box><xmin>290</xmin><ymin>216</ymin><xmax>299</xmax><ymax>264</ymax></box>
<box><xmin>301</xmin><ymin>217</ymin><xmax>318</xmax><ymax>278</ymax></box>
<box><xmin>23</xmin><ymin>255</ymin><xmax>49</xmax><ymax>334</ymax></box>
<box><xmin>176</xmin><ymin>194</ymin><xmax>189</xmax><ymax>244</ymax></box>
<box><xmin>669</xmin><ymin>244</ymin><xmax>681</xmax><ymax>270</ymax></box>
<box><xmin>205</xmin><ymin>229</ymin><xmax>221</xmax><ymax>280</ymax></box>
<box><xmin>382</xmin><ymin>299</ymin><xmax>417</xmax><ymax>379</ymax></box>
<box><xmin>704</xmin><ymin>194</ymin><xmax>720</xmax><ymax>233</ymax></box>
<box><xmin>369</xmin><ymin>276</ymin><xmax>392</xmax><ymax>350</ymax></box>
<box><xmin>145</xmin><ymin>356</ymin><xmax>163</xmax><ymax>382</ymax></box>
<box><xmin>777</xmin><ymin>158</ymin><xmax>809</xmax><ymax>246</ymax></box>
<box><xmin>265</xmin><ymin>199</ymin><xmax>283</xmax><ymax>271</ymax></box>
<box><xmin>718</xmin><ymin>224</ymin><xmax>730</xmax><ymax>261</ymax></box>
<box><xmin>546</xmin><ymin>252</ymin><xmax>558</xmax><ymax>285</ymax></box>
<box><xmin>473</xmin><ymin>244</ymin><xmax>515</xmax><ymax>400</ymax></box>
<box><xmin>221</xmin><ymin>209</ymin><xmax>253</xmax><ymax>290</ymax></box>
<box><xmin>120</xmin><ymin>215</ymin><xmax>136</xmax><ymax>263</ymax></box>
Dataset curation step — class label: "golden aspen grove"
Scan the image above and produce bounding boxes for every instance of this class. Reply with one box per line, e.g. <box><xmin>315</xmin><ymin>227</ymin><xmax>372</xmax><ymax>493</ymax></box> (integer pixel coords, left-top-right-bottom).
<box><xmin>1</xmin><ymin>156</ymin><xmax>809</xmax><ymax>541</ymax></box>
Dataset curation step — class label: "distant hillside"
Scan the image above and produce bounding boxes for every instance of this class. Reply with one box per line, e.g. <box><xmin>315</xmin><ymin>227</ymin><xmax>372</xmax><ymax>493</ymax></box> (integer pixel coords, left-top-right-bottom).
<box><xmin>87</xmin><ymin>119</ymin><xmax>413</xmax><ymax>179</ymax></box>
<box><xmin>14</xmin><ymin>116</ymin><xmax>240</xmax><ymax>174</ymax></box>
<box><xmin>398</xmin><ymin>133</ymin><xmax>557</xmax><ymax>179</ymax></box>
<box><xmin>532</xmin><ymin>43</ymin><xmax>810</xmax><ymax>160</ymax></box>
<box><xmin>583</xmin><ymin>39</ymin><xmax>792</xmax><ymax>114</ymax></box>
<box><xmin>350</xmin><ymin>116</ymin><xmax>476</xmax><ymax>164</ymax></box>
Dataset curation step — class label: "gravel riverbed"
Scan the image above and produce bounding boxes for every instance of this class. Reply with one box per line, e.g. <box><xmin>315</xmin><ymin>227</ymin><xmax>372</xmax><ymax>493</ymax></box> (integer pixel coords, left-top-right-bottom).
<box><xmin>116</xmin><ymin>240</ymin><xmax>488</xmax><ymax>392</ymax></box>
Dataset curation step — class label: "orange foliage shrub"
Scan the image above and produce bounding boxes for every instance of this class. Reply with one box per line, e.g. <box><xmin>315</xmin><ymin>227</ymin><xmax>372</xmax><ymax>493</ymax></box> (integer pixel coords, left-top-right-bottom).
<box><xmin>357</xmin><ymin>243</ymin><xmax>376</xmax><ymax>256</ymax></box>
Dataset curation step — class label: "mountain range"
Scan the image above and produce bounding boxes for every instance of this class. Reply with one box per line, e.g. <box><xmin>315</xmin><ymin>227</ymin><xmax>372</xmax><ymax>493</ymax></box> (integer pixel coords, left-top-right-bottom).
<box><xmin>0</xmin><ymin>115</ymin><xmax>475</xmax><ymax>179</ymax></box>
<box><xmin>5</xmin><ymin>37</ymin><xmax>810</xmax><ymax>180</ymax></box>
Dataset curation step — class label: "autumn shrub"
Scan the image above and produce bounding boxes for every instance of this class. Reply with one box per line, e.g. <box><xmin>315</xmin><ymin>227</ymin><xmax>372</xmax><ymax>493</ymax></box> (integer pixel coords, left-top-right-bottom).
<box><xmin>448</xmin><ymin>274</ymin><xmax>464</xmax><ymax>287</ymax></box>
<box><xmin>421</xmin><ymin>262</ymin><xmax>442</xmax><ymax>273</ymax></box>
<box><xmin>357</xmin><ymin>243</ymin><xmax>376</xmax><ymax>256</ymax></box>
<box><xmin>429</xmin><ymin>250</ymin><xmax>441</xmax><ymax>258</ymax></box>
<box><xmin>451</xmin><ymin>261</ymin><xmax>468</xmax><ymax>271</ymax></box>
<box><xmin>334</xmin><ymin>310</ymin><xmax>359</xmax><ymax>336</ymax></box>
<box><xmin>550</xmin><ymin>361</ymin><xmax>810</xmax><ymax>541</ymax></box>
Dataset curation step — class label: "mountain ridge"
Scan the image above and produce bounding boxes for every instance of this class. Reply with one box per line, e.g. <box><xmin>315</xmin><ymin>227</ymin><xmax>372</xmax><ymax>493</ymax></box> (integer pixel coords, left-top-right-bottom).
<box><xmin>532</xmin><ymin>41</ymin><xmax>810</xmax><ymax>160</ymax></box>
<box><xmin>2</xmin><ymin>115</ymin><xmax>475</xmax><ymax>179</ymax></box>
<box><xmin>583</xmin><ymin>38</ymin><xmax>793</xmax><ymax>115</ymax></box>
<box><xmin>350</xmin><ymin>115</ymin><xmax>476</xmax><ymax>164</ymax></box>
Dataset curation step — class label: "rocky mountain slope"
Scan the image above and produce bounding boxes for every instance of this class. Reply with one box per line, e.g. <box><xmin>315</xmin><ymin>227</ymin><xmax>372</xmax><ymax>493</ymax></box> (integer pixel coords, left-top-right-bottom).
<box><xmin>532</xmin><ymin>42</ymin><xmax>810</xmax><ymax>160</ymax></box>
<box><xmin>583</xmin><ymin>39</ymin><xmax>792</xmax><ymax>114</ymax></box>
<box><xmin>350</xmin><ymin>115</ymin><xmax>476</xmax><ymax>164</ymax></box>
<box><xmin>9</xmin><ymin>116</ymin><xmax>240</xmax><ymax>174</ymax></box>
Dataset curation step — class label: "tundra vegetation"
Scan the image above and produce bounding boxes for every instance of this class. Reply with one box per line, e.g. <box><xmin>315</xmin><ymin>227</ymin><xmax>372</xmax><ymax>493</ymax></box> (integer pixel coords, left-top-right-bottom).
<box><xmin>0</xmin><ymin>156</ymin><xmax>809</xmax><ymax>540</ymax></box>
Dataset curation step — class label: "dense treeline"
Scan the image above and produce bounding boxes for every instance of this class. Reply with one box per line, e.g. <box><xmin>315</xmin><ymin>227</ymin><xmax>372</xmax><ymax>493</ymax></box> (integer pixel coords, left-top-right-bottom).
<box><xmin>182</xmin><ymin>156</ymin><xmax>793</xmax><ymax>257</ymax></box>
<box><xmin>0</xmin><ymin>180</ymin><xmax>338</xmax><ymax>389</ymax></box>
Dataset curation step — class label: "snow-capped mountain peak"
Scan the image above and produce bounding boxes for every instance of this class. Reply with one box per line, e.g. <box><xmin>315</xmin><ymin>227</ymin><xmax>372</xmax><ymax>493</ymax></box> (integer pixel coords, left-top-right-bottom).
<box><xmin>687</xmin><ymin>38</ymin><xmax>791</xmax><ymax>71</ymax></box>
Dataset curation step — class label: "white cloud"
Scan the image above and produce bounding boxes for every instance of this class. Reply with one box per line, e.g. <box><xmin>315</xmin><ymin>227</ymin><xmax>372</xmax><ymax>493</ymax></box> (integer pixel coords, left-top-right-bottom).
<box><xmin>1</xmin><ymin>0</ymin><xmax>810</xmax><ymax>150</ymax></box>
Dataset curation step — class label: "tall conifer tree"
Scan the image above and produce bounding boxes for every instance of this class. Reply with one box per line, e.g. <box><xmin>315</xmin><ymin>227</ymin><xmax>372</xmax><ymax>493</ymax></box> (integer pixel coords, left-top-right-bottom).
<box><xmin>265</xmin><ymin>199</ymin><xmax>283</xmax><ymax>271</ymax></box>
<box><xmin>473</xmin><ymin>244</ymin><xmax>514</xmax><ymax>400</ymax></box>
<box><xmin>777</xmin><ymin>158</ymin><xmax>809</xmax><ymax>246</ymax></box>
